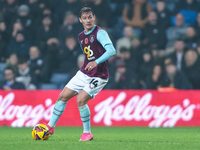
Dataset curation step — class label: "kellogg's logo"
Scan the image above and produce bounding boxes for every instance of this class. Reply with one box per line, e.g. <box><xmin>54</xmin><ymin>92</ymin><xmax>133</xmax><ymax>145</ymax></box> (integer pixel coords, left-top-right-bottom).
<box><xmin>0</xmin><ymin>93</ymin><xmax>54</xmax><ymax>127</ymax></box>
<box><xmin>0</xmin><ymin>91</ymin><xmax>200</xmax><ymax>128</ymax></box>
<box><xmin>93</xmin><ymin>92</ymin><xmax>197</xmax><ymax>127</ymax></box>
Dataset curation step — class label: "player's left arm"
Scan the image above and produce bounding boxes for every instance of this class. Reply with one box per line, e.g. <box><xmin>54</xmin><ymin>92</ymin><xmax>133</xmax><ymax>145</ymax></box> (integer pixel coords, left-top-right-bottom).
<box><xmin>95</xmin><ymin>29</ymin><xmax>116</xmax><ymax>64</ymax></box>
<box><xmin>85</xmin><ymin>29</ymin><xmax>116</xmax><ymax>71</ymax></box>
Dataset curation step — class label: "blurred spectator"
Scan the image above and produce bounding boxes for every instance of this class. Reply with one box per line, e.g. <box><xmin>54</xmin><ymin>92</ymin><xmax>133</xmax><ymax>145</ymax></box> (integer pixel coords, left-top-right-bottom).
<box><xmin>28</xmin><ymin>46</ymin><xmax>51</xmax><ymax>84</ymax></box>
<box><xmin>169</xmin><ymin>39</ymin><xmax>186</xmax><ymax>71</ymax></box>
<box><xmin>84</xmin><ymin>0</ymin><xmax>113</xmax><ymax>27</ymax></box>
<box><xmin>24</xmin><ymin>0</ymin><xmax>45</xmax><ymax>20</ymax></box>
<box><xmin>103</xmin><ymin>1</ymin><xmax>127</xmax><ymax>41</ymax></box>
<box><xmin>163</xmin><ymin>56</ymin><xmax>173</xmax><ymax>66</ymax></box>
<box><xmin>110</xmin><ymin>59</ymin><xmax>138</xmax><ymax>89</ymax></box>
<box><xmin>0</xmin><ymin>65</ymin><xmax>25</xmax><ymax>90</ymax></box>
<box><xmin>0</xmin><ymin>11</ymin><xmax>4</xmax><ymax>22</ymax></box>
<box><xmin>10</xmin><ymin>4</ymin><xmax>34</xmax><ymax>39</ymax></box>
<box><xmin>106</xmin><ymin>0</ymin><xmax>129</xmax><ymax>27</ymax></box>
<box><xmin>116</xmin><ymin>25</ymin><xmax>134</xmax><ymax>55</ymax></box>
<box><xmin>55</xmin><ymin>0</ymin><xmax>82</xmax><ymax>24</ymax></box>
<box><xmin>38</xmin><ymin>7</ymin><xmax>58</xmax><ymax>26</ymax></box>
<box><xmin>172</xmin><ymin>0</ymin><xmax>198</xmax><ymax>27</ymax></box>
<box><xmin>173</xmin><ymin>0</ymin><xmax>199</xmax><ymax>14</ymax></box>
<box><xmin>119</xmin><ymin>47</ymin><xmax>137</xmax><ymax>72</ymax></box>
<box><xmin>183</xmin><ymin>49</ymin><xmax>200</xmax><ymax>89</ymax></box>
<box><xmin>33</xmin><ymin>7</ymin><xmax>59</xmax><ymax>43</ymax></box>
<box><xmin>10</xmin><ymin>21</ymin><xmax>23</xmax><ymax>38</ymax></box>
<box><xmin>109</xmin><ymin>0</ymin><xmax>130</xmax><ymax>17</ymax></box>
<box><xmin>193</xmin><ymin>12</ymin><xmax>200</xmax><ymax>39</ymax></box>
<box><xmin>122</xmin><ymin>0</ymin><xmax>152</xmax><ymax>32</ymax></box>
<box><xmin>129</xmin><ymin>34</ymin><xmax>144</xmax><ymax>65</ymax></box>
<box><xmin>6</xmin><ymin>53</ymin><xmax>18</xmax><ymax>73</ymax></box>
<box><xmin>142</xmin><ymin>11</ymin><xmax>167</xmax><ymax>49</ymax></box>
<box><xmin>46</xmin><ymin>37</ymin><xmax>60</xmax><ymax>49</ymax></box>
<box><xmin>0</xmin><ymin>21</ymin><xmax>9</xmax><ymax>62</ymax></box>
<box><xmin>55</xmin><ymin>35</ymin><xmax>80</xmax><ymax>73</ymax></box>
<box><xmin>150</xmin><ymin>47</ymin><xmax>164</xmax><ymax>64</ymax></box>
<box><xmin>154</xmin><ymin>0</ymin><xmax>171</xmax><ymax>29</ymax></box>
<box><xmin>166</xmin><ymin>13</ymin><xmax>187</xmax><ymax>48</ymax></box>
<box><xmin>160</xmin><ymin>62</ymin><xmax>192</xmax><ymax>89</ymax></box>
<box><xmin>6</xmin><ymin>30</ymin><xmax>31</xmax><ymax>59</ymax></box>
<box><xmin>16</xmin><ymin>58</ymin><xmax>37</xmax><ymax>90</ymax></box>
<box><xmin>35</xmin><ymin>15</ymin><xmax>58</xmax><ymax>54</ymax></box>
<box><xmin>138</xmin><ymin>50</ymin><xmax>154</xmax><ymax>88</ymax></box>
<box><xmin>145</xmin><ymin>64</ymin><xmax>163</xmax><ymax>89</ymax></box>
<box><xmin>42</xmin><ymin>0</ymin><xmax>55</xmax><ymax>10</ymax></box>
<box><xmin>42</xmin><ymin>7</ymin><xmax>55</xmax><ymax>20</ymax></box>
<box><xmin>184</xmin><ymin>26</ymin><xmax>198</xmax><ymax>49</ymax></box>
<box><xmin>45</xmin><ymin>37</ymin><xmax>60</xmax><ymax>71</ymax></box>
<box><xmin>1</xmin><ymin>0</ymin><xmax>19</xmax><ymax>25</ymax></box>
<box><xmin>59</xmin><ymin>11</ymin><xmax>82</xmax><ymax>49</ymax></box>
<box><xmin>196</xmin><ymin>42</ymin><xmax>200</xmax><ymax>56</ymax></box>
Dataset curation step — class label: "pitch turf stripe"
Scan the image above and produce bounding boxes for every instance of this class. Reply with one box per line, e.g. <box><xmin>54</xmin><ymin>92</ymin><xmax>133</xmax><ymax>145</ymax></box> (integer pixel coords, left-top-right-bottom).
<box><xmin>53</xmin><ymin>112</ymin><xmax>61</xmax><ymax>116</ymax></box>
<box><xmin>54</xmin><ymin>108</ymin><xmax>64</xmax><ymax>113</ymax></box>
<box><xmin>81</xmin><ymin>115</ymin><xmax>90</xmax><ymax>118</ymax></box>
<box><xmin>82</xmin><ymin>119</ymin><xmax>90</xmax><ymax>123</ymax></box>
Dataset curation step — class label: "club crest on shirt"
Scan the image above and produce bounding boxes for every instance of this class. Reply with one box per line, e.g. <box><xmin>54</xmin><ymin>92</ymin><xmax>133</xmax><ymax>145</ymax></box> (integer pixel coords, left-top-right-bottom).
<box><xmin>90</xmin><ymin>35</ymin><xmax>95</xmax><ymax>43</ymax></box>
<box><xmin>85</xmin><ymin>38</ymin><xmax>88</xmax><ymax>44</ymax></box>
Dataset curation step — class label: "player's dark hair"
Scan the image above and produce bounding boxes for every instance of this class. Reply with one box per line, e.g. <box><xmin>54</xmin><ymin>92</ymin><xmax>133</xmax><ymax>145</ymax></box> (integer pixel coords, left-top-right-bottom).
<box><xmin>79</xmin><ymin>6</ymin><xmax>94</xmax><ymax>18</ymax></box>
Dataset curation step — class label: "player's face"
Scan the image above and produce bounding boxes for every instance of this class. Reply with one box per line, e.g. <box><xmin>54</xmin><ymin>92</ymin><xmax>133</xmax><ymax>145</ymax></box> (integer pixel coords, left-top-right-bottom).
<box><xmin>79</xmin><ymin>12</ymin><xmax>95</xmax><ymax>33</ymax></box>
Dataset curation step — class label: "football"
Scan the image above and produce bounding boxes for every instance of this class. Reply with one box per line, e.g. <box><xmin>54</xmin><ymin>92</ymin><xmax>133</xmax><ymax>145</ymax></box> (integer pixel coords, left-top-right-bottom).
<box><xmin>31</xmin><ymin>124</ymin><xmax>50</xmax><ymax>140</ymax></box>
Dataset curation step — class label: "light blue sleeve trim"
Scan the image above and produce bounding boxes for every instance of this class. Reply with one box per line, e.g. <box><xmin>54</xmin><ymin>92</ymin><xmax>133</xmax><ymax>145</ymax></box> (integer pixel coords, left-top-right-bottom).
<box><xmin>97</xmin><ymin>29</ymin><xmax>112</xmax><ymax>47</ymax></box>
<box><xmin>95</xmin><ymin>44</ymin><xmax>116</xmax><ymax>64</ymax></box>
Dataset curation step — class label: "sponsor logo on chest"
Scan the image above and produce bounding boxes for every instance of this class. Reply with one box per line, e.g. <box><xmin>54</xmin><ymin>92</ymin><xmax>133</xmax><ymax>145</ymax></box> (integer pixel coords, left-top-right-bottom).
<box><xmin>82</xmin><ymin>35</ymin><xmax>96</xmax><ymax>60</ymax></box>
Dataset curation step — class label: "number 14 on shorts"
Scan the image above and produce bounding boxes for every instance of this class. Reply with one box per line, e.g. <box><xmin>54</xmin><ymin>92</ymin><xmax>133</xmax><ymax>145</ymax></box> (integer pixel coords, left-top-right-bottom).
<box><xmin>89</xmin><ymin>79</ymin><xmax>98</xmax><ymax>89</ymax></box>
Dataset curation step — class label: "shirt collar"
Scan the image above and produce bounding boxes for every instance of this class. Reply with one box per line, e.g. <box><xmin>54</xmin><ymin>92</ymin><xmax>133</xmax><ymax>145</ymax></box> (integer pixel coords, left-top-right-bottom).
<box><xmin>84</xmin><ymin>25</ymin><xmax>96</xmax><ymax>35</ymax></box>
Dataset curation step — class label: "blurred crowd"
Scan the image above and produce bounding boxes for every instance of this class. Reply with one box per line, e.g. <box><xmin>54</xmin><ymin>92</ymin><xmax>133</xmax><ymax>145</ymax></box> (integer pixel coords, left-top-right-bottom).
<box><xmin>0</xmin><ymin>0</ymin><xmax>200</xmax><ymax>90</ymax></box>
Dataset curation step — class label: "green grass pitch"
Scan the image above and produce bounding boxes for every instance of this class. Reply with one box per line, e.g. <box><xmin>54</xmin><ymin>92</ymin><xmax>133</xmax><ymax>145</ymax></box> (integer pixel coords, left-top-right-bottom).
<box><xmin>0</xmin><ymin>127</ymin><xmax>200</xmax><ymax>150</ymax></box>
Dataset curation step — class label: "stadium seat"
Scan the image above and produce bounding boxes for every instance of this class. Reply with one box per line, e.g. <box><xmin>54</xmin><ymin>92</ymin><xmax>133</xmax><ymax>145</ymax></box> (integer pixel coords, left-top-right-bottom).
<box><xmin>0</xmin><ymin>63</ymin><xmax>7</xmax><ymax>72</ymax></box>
<box><xmin>171</xmin><ymin>10</ymin><xmax>198</xmax><ymax>26</ymax></box>
<box><xmin>50</xmin><ymin>73</ymin><xmax>69</xmax><ymax>89</ymax></box>
<box><xmin>0</xmin><ymin>73</ymin><xmax>2</xmax><ymax>81</ymax></box>
<box><xmin>39</xmin><ymin>83</ymin><xmax>58</xmax><ymax>90</ymax></box>
<box><xmin>0</xmin><ymin>63</ymin><xmax>6</xmax><ymax>81</ymax></box>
